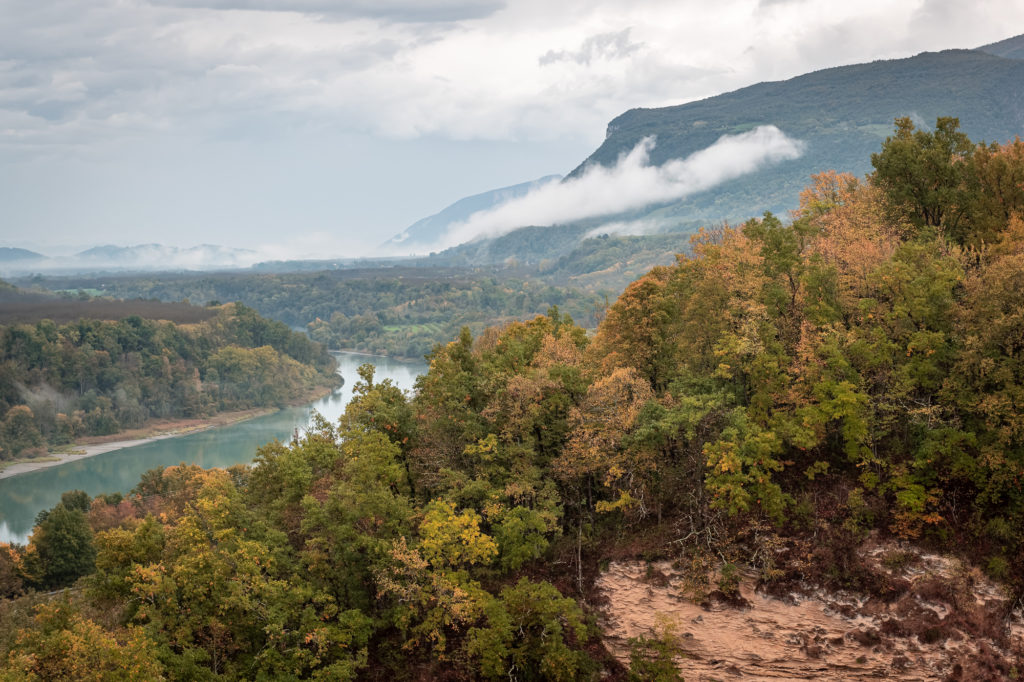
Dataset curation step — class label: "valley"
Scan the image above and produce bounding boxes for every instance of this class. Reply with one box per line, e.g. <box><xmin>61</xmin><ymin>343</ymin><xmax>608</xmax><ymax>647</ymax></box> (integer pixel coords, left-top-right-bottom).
<box><xmin>2</xmin><ymin>26</ymin><xmax>1024</xmax><ymax>681</ymax></box>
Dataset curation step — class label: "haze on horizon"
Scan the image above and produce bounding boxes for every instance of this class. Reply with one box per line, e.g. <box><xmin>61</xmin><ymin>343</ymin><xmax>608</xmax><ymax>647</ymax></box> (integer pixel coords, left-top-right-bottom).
<box><xmin>2</xmin><ymin>0</ymin><xmax>1022</xmax><ymax>260</ymax></box>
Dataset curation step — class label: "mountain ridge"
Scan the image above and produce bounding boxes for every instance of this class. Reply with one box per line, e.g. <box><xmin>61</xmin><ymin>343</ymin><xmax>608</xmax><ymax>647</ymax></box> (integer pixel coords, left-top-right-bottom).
<box><xmin>0</xmin><ymin>247</ymin><xmax>44</xmax><ymax>262</ymax></box>
<box><xmin>572</xmin><ymin>47</ymin><xmax>1024</xmax><ymax>178</ymax></box>
<box><xmin>976</xmin><ymin>32</ymin><xmax>1024</xmax><ymax>60</ymax></box>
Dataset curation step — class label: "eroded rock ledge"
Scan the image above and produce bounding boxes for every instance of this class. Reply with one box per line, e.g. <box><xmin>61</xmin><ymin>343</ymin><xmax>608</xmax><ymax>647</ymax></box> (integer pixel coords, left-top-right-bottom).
<box><xmin>597</xmin><ymin>544</ymin><xmax>1024</xmax><ymax>680</ymax></box>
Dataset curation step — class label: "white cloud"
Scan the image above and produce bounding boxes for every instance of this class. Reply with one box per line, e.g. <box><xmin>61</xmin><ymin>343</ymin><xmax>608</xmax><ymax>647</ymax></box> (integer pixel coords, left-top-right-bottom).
<box><xmin>4</xmin><ymin>0</ymin><xmax>1023</xmax><ymax>157</ymax></box>
<box><xmin>437</xmin><ymin>125</ymin><xmax>804</xmax><ymax>248</ymax></box>
<box><xmin>148</xmin><ymin>0</ymin><xmax>507</xmax><ymax>23</ymax></box>
<box><xmin>8</xmin><ymin>0</ymin><xmax>1020</xmax><ymax>156</ymax></box>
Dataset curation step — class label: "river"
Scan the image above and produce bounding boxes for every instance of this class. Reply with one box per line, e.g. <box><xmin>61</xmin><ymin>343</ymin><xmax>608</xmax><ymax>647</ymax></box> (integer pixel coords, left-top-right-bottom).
<box><xmin>0</xmin><ymin>352</ymin><xmax>428</xmax><ymax>545</ymax></box>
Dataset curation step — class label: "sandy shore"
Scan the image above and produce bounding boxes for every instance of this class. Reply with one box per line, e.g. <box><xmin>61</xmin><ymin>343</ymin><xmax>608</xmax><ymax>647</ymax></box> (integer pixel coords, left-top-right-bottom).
<box><xmin>0</xmin><ymin>384</ymin><xmax>337</xmax><ymax>481</ymax></box>
<box><xmin>0</xmin><ymin>432</ymin><xmax>203</xmax><ymax>480</ymax></box>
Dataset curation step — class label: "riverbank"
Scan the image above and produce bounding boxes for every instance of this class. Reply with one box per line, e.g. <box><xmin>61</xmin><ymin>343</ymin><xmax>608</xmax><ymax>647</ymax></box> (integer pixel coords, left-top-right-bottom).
<box><xmin>0</xmin><ymin>384</ymin><xmax>337</xmax><ymax>481</ymax></box>
<box><xmin>331</xmin><ymin>348</ymin><xmax>422</xmax><ymax>363</ymax></box>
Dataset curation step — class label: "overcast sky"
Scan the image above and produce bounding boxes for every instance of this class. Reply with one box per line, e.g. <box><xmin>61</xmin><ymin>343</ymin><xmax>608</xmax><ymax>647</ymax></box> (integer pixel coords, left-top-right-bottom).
<box><xmin>1</xmin><ymin>0</ymin><xmax>1021</xmax><ymax>258</ymax></box>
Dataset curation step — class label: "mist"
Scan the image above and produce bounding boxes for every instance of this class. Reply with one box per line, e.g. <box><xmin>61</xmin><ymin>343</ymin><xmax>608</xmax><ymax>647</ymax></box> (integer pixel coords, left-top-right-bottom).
<box><xmin>0</xmin><ymin>240</ymin><xmax>363</xmax><ymax>278</ymax></box>
<box><xmin>0</xmin><ymin>244</ymin><xmax>262</xmax><ymax>278</ymax></box>
<box><xmin>583</xmin><ymin>218</ymin><xmax>666</xmax><ymax>239</ymax></box>
<box><xmin>438</xmin><ymin>126</ymin><xmax>805</xmax><ymax>249</ymax></box>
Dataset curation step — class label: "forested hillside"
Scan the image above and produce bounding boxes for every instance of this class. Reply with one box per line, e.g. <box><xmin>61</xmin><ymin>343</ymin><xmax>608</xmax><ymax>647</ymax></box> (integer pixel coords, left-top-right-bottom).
<box><xmin>21</xmin><ymin>271</ymin><xmax>606</xmax><ymax>359</ymax></box>
<box><xmin>426</xmin><ymin>223</ymin><xmax>694</xmax><ymax>283</ymax></box>
<box><xmin>2</xmin><ymin>118</ymin><xmax>1024</xmax><ymax>679</ymax></box>
<box><xmin>0</xmin><ymin>302</ymin><xmax>338</xmax><ymax>459</ymax></box>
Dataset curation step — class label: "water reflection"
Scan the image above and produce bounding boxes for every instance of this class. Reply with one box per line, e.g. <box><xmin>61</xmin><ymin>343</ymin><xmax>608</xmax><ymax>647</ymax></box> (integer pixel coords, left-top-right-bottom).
<box><xmin>0</xmin><ymin>352</ymin><xmax>427</xmax><ymax>545</ymax></box>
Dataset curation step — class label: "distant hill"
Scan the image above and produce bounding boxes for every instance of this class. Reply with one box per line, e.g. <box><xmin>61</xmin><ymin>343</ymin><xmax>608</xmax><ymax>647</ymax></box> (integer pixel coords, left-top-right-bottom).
<box><xmin>75</xmin><ymin>243</ymin><xmax>257</xmax><ymax>269</ymax></box>
<box><xmin>381</xmin><ymin>176</ymin><xmax>561</xmax><ymax>254</ymax></box>
<box><xmin>567</xmin><ymin>46</ymin><xmax>1024</xmax><ymax>229</ymax></box>
<box><xmin>0</xmin><ymin>247</ymin><xmax>44</xmax><ymax>262</ymax></box>
<box><xmin>0</xmin><ymin>243</ymin><xmax>260</xmax><ymax>276</ymax></box>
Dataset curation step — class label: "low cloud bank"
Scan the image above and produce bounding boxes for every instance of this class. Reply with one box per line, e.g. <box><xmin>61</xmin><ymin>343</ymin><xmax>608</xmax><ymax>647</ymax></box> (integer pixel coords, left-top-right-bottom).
<box><xmin>0</xmin><ymin>244</ymin><xmax>263</xmax><ymax>276</ymax></box>
<box><xmin>438</xmin><ymin>125</ymin><xmax>804</xmax><ymax>249</ymax></box>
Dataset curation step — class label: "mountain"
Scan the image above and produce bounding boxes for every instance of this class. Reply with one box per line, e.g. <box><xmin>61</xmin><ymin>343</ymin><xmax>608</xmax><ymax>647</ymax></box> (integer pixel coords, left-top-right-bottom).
<box><xmin>381</xmin><ymin>175</ymin><xmax>561</xmax><ymax>254</ymax></box>
<box><xmin>567</xmin><ymin>46</ymin><xmax>1024</xmax><ymax>229</ymax></box>
<box><xmin>977</xmin><ymin>33</ymin><xmax>1024</xmax><ymax>60</ymax></box>
<box><xmin>0</xmin><ymin>247</ymin><xmax>44</xmax><ymax>262</ymax></box>
<box><xmin>418</xmin><ymin>42</ymin><xmax>1024</xmax><ymax>283</ymax></box>
<box><xmin>416</xmin><ymin>41</ymin><xmax>1024</xmax><ymax>280</ymax></box>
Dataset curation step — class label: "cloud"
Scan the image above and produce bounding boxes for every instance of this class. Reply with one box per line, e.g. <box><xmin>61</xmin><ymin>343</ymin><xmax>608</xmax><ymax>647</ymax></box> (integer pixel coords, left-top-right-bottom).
<box><xmin>146</xmin><ymin>0</ymin><xmax>507</xmax><ymax>22</ymax></box>
<box><xmin>5</xmin><ymin>0</ymin><xmax>1024</xmax><ymax>158</ymax></box>
<box><xmin>15</xmin><ymin>0</ymin><xmax>1014</xmax><ymax>159</ymax></box>
<box><xmin>909</xmin><ymin>0</ymin><xmax>1016</xmax><ymax>48</ymax></box>
<box><xmin>437</xmin><ymin>125</ymin><xmax>805</xmax><ymax>249</ymax></box>
<box><xmin>0</xmin><ymin>0</ymin><xmax>740</xmax><ymax>157</ymax></box>
<box><xmin>539</xmin><ymin>28</ymin><xmax>643</xmax><ymax>66</ymax></box>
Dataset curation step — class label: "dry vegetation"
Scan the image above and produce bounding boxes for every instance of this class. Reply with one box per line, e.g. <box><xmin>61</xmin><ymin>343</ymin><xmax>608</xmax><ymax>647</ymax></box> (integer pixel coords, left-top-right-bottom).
<box><xmin>0</xmin><ymin>292</ymin><xmax>217</xmax><ymax>325</ymax></box>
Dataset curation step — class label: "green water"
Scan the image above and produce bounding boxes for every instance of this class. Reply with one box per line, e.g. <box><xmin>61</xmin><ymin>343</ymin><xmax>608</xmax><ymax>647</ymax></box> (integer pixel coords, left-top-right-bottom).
<box><xmin>0</xmin><ymin>352</ymin><xmax>427</xmax><ymax>545</ymax></box>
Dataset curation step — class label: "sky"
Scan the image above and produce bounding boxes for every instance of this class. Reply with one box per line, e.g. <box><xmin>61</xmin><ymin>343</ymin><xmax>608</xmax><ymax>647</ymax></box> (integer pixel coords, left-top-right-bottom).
<box><xmin>1</xmin><ymin>0</ymin><xmax>1022</xmax><ymax>260</ymax></box>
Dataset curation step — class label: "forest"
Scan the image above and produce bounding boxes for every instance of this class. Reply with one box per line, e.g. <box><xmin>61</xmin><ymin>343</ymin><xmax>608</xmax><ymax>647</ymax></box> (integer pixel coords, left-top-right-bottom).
<box><xmin>1</xmin><ymin>117</ymin><xmax>1024</xmax><ymax>680</ymax></box>
<box><xmin>0</xmin><ymin>302</ymin><xmax>339</xmax><ymax>460</ymax></box>
<box><xmin>21</xmin><ymin>271</ymin><xmax>607</xmax><ymax>360</ymax></box>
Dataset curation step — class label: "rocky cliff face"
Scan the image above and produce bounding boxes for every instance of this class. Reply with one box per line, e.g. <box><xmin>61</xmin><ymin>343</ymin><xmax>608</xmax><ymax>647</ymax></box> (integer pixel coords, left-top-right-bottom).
<box><xmin>597</xmin><ymin>543</ymin><xmax>1024</xmax><ymax>680</ymax></box>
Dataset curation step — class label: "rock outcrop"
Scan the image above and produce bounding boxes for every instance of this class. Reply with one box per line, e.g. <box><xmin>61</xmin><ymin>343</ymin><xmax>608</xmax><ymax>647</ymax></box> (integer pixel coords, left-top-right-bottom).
<box><xmin>597</xmin><ymin>544</ymin><xmax>1024</xmax><ymax>680</ymax></box>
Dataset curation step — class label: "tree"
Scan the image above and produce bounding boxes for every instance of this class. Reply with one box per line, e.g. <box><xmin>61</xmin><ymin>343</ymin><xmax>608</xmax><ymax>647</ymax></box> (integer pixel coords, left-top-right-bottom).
<box><xmin>417</xmin><ymin>499</ymin><xmax>497</xmax><ymax>569</ymax></box>
<box><xmin>298</xmin><ymin>429</ymin><xmax>414</xmax><ymax>613</ymax></box>
<box><xmin>960</xmin><ymin>137</ymin><xmax>1024</xmax><ymax>246</ymax></box>
<box><xmin>587</xmin><ymin>266</ymin><xmax>676</xmax><ymax>389</ymax></box>
<box><xmin>0</xmin><ymin>543</ymin><xmax>24</xmax><ymax>598</ymax></box>
<box><xmin>3</xmin><ymin>600</ymin><xmax>164</xmax><ymax>681</ymax></box>
<box><xmin>410</xmin><ymin>327</ymin><xmax>487</xmax><ymax>492</ymax></box>
<box><xmin>375</xmin><ymin>536</ymin><xmax>492</xmax><ymax>657</ymax></box>
<box><xmin>556</xmin><ymin>367</ymin><xmax>655</xmax><ymax>515</ymax></box>
<box><xmin>465</xmin><ymin>578</ymin><xmax>591</xmax><ymax>681</ymax></box>
<box><xmin>870</xmin><ymin>116</ymin><xmax>974</xmax><ymax>237</ymax></box>
<box><xmin>340</xmin><ymin>363</ymin><xmax>417</xmax><ymax>490</ymax></box>
<box><xmin>704</xmin><ymin>409</ymin><xmax>791</xmax><ymax>522</ymax></box>
<box><xmin>0</xmin><ymin>405</ymin><xmax>44</xmax><ymax>459</ymax></box>
<box><xmin>23</xmin><ymin>504</ymin><xmax>96</xmax><ymax>589</ymax></box>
